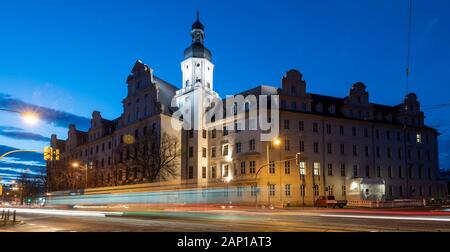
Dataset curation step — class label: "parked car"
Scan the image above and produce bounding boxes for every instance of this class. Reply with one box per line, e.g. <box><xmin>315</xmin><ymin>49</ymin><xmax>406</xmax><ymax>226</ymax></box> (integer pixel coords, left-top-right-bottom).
<box><xmin>316</xmin><ymin>196</ymin><xmax>347</xmax><ymax>208</ymax></box>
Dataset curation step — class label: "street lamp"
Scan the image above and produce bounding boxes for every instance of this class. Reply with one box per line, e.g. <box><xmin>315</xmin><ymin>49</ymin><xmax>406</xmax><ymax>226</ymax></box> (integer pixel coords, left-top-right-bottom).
<box><xmin>71</xmin><ymin>162</ymin><xmax>90</xmax><ymax>189</ymax></box>
<box><xmin>263</xmin><ymin>138</ymin><xmax>281</xmax><ymax>208</ymax></box>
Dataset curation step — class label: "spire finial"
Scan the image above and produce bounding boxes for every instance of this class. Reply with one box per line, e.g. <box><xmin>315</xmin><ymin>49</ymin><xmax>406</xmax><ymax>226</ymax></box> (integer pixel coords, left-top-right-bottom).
<box><xmin>196</xmin><ymin>10</ymin><xmax>200</xmax><ymax>21</ymax></box>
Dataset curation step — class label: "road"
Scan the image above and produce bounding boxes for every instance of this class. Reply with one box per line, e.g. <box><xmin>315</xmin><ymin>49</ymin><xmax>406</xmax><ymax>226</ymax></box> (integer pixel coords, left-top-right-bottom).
<box><xmin>1</xmin><ymin>207</ymin><xmax>450</xmax><ymax>232</ymax></box>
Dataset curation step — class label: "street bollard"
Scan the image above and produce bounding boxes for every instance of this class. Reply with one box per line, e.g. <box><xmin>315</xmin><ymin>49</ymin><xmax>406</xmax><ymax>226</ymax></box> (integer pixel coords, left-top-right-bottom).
<box><xmin>13</xmin><ymin>210</ymin><xmax>16</xmax><ymax>223</ymax></box>
<box><xmin>7</xmin><ymin>210</ymin><xmax>10</xmax><ymax>221</ymax></box>
<box><xmin>1</xmin><ymin>210</ymin><xmax>4</xmax><ymax>220</ymax></box>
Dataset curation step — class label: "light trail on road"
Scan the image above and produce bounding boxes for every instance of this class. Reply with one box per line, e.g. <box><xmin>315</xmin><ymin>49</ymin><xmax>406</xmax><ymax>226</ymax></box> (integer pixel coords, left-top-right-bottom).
<box><xmin>320</xmin><ymin>214</ymin><xmax>450</xmax><ymax>222</ymax></box>
<box><xmin>0</xmin><ymin>208</ymin><xmax>123</xmax><ymax>218</ymax></box>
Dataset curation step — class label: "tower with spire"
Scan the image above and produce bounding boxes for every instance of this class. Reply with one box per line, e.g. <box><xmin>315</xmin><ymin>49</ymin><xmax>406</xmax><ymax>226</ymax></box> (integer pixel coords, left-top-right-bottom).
<box><xmin>179</xmin><ymin>11</ymin><xmax>216</xmax><ymax>92</ymax></box>
<box><xmin>175</xmin><ymin>12</ymin><xmax>219</xmax><ymax>184</ymax></box>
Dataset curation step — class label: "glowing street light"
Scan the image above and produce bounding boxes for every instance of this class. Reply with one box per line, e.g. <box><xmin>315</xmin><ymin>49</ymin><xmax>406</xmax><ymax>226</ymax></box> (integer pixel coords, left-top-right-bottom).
<box><xmin>72</xmin><ymin>162</ymin><xmax>80</xmax><ymax>168</ymax></box>
<box><xmin>273</xmin><ymin>138</ymin><xmax>281</xmax><ymax>146</ymax></box>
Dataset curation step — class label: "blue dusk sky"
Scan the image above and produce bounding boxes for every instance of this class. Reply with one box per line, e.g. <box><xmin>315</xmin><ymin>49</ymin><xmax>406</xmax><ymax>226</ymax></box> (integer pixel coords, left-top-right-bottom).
<box><xmin>0</xmin><ymin>0</ymin><xmax>450</xmax><ymax>183</ymax></box>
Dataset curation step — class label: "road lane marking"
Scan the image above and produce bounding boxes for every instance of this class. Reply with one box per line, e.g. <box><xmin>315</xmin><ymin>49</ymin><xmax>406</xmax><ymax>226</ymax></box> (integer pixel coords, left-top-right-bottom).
<box><xmin>320</xmin><ymin>214</ymin><xmax>450</xmax><ymax>222</ymax></box>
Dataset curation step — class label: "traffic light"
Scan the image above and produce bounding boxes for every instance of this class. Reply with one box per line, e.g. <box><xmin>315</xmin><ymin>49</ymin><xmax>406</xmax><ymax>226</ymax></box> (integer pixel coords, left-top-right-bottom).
<box><xmin>44</xmin><ymin>147</ymin><xmax>60</xmax><ymax>161</ymax></box>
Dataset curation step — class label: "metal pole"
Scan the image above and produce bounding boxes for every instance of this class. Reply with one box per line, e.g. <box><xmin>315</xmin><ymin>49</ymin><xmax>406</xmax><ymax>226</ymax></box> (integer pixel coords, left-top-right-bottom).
<box><xmin>266</xmin><ymin>143</ymin><xmax>270</xmax><ymax>207</ymax></box>
<box><xmin>13</xmin><ymin>210</ymin><xmax>16</xmax><ymax>223</ymax></box>
<box><xmin>85</xmin><ymin>164</ymin><xmax>88</xmax><ymax>189</ymax></box>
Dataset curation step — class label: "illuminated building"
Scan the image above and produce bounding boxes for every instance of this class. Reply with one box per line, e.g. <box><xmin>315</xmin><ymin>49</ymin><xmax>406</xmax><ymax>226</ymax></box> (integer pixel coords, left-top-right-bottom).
<box><xmin>47</xmin><ymin>14</ymin><xmax>447</xmax><ymax>206</ymax></box>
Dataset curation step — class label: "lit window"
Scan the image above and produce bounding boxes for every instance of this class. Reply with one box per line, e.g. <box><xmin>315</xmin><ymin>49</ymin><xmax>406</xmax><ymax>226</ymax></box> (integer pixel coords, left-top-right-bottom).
<box><xmin>299</xmin><ymin>162</ymin><xmax>306</xmax><ymax>176</ymax></box>
<box><xmin>313</xmin><ymin>162</ymin><xmax>320</xmax><ymax>176</ymax></box>
<box><xmin>416</xmin><ymin>134</ymin><xmax>422</xmax><ymax>143</ymax></box>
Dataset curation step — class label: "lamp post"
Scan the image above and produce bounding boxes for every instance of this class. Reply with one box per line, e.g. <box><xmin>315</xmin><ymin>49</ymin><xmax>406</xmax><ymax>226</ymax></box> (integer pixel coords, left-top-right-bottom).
<box><xmin>255</xmin><ymin>138</ymin><xmax>281</xmax><ymax>208</ymax></box>
<box><xmin>72</xmin><ymin>162</ymin><xmax>92</xmax><ymax>189</ymax></box>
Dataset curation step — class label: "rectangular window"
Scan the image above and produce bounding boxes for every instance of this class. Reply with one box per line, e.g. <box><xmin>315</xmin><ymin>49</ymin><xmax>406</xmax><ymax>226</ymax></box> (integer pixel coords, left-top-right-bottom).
<box><xmin>409</xmin><ymin>165</ymin><xmax>413</xmax><ymax>179</ymax></box>
<box><xmin>376</xmin><ymin>147</ymin><xmax>380</xmax><ymax>158</ymax></box>
<box><xmin>299</xmin><ymin>121</ymin><xmax>305</xmax><ymax>131</ymax></box>
<box><xmin>399</xmin><ymin>166</ymin><xmax>403</xmax><ymax>178</ymax></box>
<box><xmin>341</xmin><ymin>164</ymin><xmax>346</xmax><ymax>177</ymax></box>
<box><xmin>416</xmin><ymin>134</ymin><xmax>422</xmax><ymax>143</ymax></box>
<box><xmin>236</xmin><ymin>143</ymin><xmax>242</xmax><ymax>154</ymax></box>
<box><xmin>189</xmin><ymin>147</ymin><xmax>194</xmax><ymax>158</ymax></box>
<box><xmin>188</xmin><ymin>166</ymin><xmax>194</xmax><ymax>179</ymax></box>
<box><xmin>285</xmin><ymin>184</ymin><xmax>291</xmax><ymax>197</ymax></box>
<box><xmin>222</xmin><ymin>145</ymin><xmax>229</xmax><ymax>156</ymax></box>
<box><xmin>189</xmin><ymin>130</ymin><xmax>194</xmax><ymax>138</ymax></box>
<box><xmin>211</xmin><ymin>147</ymin><xmax>216</xmax><ymax>158</ymax></box>
<box><xmin>251</xmin><ymin>186</ymin><xmax>258</xmax><ymax>197</ymax></box>
<box><xmin>313</xmin><ymin>162</ymin><xmax>320</xmax><ymax>176</ymax></box>
<box><xmin>340</xmin><ymin>126</ymin><xmax>344</xmax><ymax>136</ymax></box>
<box><xmin>299</xmin><ymin>162</ymin><xmax>306</xmax><ymax>176</ymax></box>
<box><xmin>284</xmin><ymin>120</ymin><xmax>290</xmax><ymax>130</ymax></box>
<box><xmin>269</xmin><ymin>184</ymin><xmax>276</xmax><ymax>196</ymax></box>
<box><xmin>249</xmin><ymin>139</ymin><xmax>256</xmax><ymax>151</ymax></box>
<box><xmin>314</xmin><ymin>185</ymin><xmax>319</xmax><ymax>196</ymax></box>
<box><xmin>313</xmin><ymin>123</ymin><xmax>319</xmax><ymax>133</ymax></box>
<box><xmin>340</xmin><ymin>144</ymin><xmax>345</xmax><ymax>155</ymax></box>
<box><xmin>377</xmin><ymin>166</ymin><xmax>381</xmax><ymax>178</ymax></box>
<box><xmin>366</xmin><ymin>165</ymin><xmax>370</xmax><ymax>178</ymax></box>
<box><xmin>388</xmin><ymin>166</ymin><xmax>392</xmax><ymax>178</ymax></box>
<box><xmin>269</xmin><ymin>161</ymin><xmax>275</xmax><ymax>174</ymax></box>
<box><xmin>342</xmin><ymin>185</ymin><xmax>347</xmax><ymax>196</ymax></box>
<box><xmin>223</xmin><ymin>165</ymin><xmax>229</xmax><ymax>177</ymax></box>
<box><xmin>284</xmin><ymin>140</ymin><xmax>291</xmax><ymax>151</ymax></box>
<box><xmin>300</xmin><ymin>185</ymin><xmax>306</xmax><ymax>197</ymax></box>
<box><xmin>352</xmin><ymin>127</ymin><xmax>357</xmax><ymax>137</ymax></box>
<box><xmin>285</xmin><ymin>161</ymin><xmax>291</xmax><ymax>175</ymax></box>
<box><xmin>375</xmin><ymin>129</ymin><xmax>380</xmax><ymax>139</ymax></box>
<box><xmin>365</xmin><ymin>146</ymin><xmax>369</xmax><ymax>157</ymax></box>
<box><xmin>364</xmin><ymin>128</ymin><xmax>369</xmax><ymax>138</ymax></box>
<box><xmin>237</xmin><ymin>187</ymin><xmax>243</xmax><ymax>197</ymax></box>
<box><xmin>398</xmin><ymin>148</ymin><xmax>402</xmax><ymax>160</ymax></box>
<box><xmin>327</xmin><ymin>143</ymin><xmax>332</xmax><ymax>154</ymax></box>
<box><xmin>314</xmin><ymin>142</ymin><xmax>319</xmax><ymax>153</ymax></box>
<box><xmin>353</xmin><ymin>165</ymin><xmax>358</xmax><ymax>178</ymax></box>
<box><xmin>202</xmin><ymin>147</ymin><xmax>207</xmax><ymax>158</ymax></box>
<box><xmin>299</xmin><ymin>141</ymin><xmax>305</xmax><ymax>152</ymax></box>
<box><xmin>387</xmin><ymin>131</ymin><xmax>391</xmax><ymax>140</ymax></box>
<box><xmin>353</xmin><ymin>145</ymin><xmax>357</xmax><ymax>156</ymax></box>
<box><xmin>240</xmin><ymin>161</ymin><xmax>246</xmax><ymax>175</ymax></box>
<box><xmin>202</xmin><ymin>130</ymin><xmax>207</xmax><ymax>139</ymax></box>
<box><xmin>211</xmin><ymin>166</ymin><xmax>217</xmax><ymax>179</ymax></box>
<box><xmin>249</xmin><ymin>161</ymin><xmax>256</xmax><ymax>174</ymax></box>
<box><xmin>212</xmin><ymin>129</ymin><xmax>217</xmax><ymax>139</ymax></box>
<box><xmin>202</xmin><ymin>167</ymin><xmax>207</xmax><ymax>179</ymax></box>
<box><xmin>223</xmin><ymin>126</ymin><xmax>228</xmax><ymax>136</ymax></box>
<box><xmin>428</xmin><ymin>167</ymin><xmax>432</xmax><ymax>179</ymax></box>
<box><xmin>327</xmin><ymin>164</ymin><xmax>333</xmax><ymax>176</ymax></box>
<box><xmin>387</xmin><ymin>148</ymin><xmax>392</xmax><ymax>158</ymax></box>
<box><xmin>418</xmin><ymin>165</ymin><xmax>423</xmax><ymax>179</ymax></box>
<box><xmin>326</xmin><ymin>124</ymin><xmax>332</xmax><ymax>134</ymax></box>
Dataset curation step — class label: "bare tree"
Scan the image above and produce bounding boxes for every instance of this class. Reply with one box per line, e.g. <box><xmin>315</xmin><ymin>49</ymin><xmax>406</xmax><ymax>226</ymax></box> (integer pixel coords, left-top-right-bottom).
<box><xmin>116</xmin><ymin>132</ymin><xmax>181</xmax><ymax>183</ymax></box>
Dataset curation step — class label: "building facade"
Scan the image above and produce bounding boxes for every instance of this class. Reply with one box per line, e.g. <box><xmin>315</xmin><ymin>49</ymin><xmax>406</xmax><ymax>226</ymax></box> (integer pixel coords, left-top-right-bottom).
<box><xmin>47</xmin><ymin>15</ymin><xmax>446</xmax><ymax>206</ymax></box>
